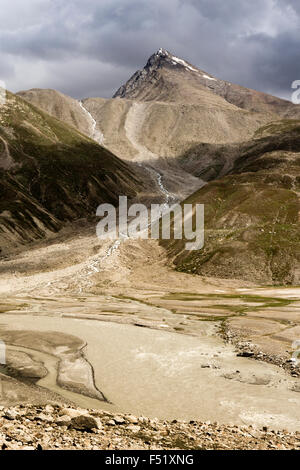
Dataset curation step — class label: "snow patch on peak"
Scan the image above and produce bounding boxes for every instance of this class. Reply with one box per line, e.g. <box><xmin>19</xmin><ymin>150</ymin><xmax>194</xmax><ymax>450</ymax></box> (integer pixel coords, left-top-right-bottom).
<box><xmin>202</xmin><ymin>74</ymin><xmax>217</xmax><ymax>81</ymax></box>
<box><xmin>154</xmin><ymin>49</ymin><xmax>200</xmax><ymax>73</ymax></box>
<box><xmin>157</xmin><ymin>48</ymin><xmax>169</xmax><ymax>55</ymax></box>
<box><xmin>169</xmin><ymin>54</ymin><xmax>198</xmax><ymax>72</ymax></box>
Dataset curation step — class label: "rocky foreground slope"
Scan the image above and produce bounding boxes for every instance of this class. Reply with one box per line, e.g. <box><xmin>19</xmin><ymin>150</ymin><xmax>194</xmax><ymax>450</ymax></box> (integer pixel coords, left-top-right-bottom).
<box><xmin>0</xmin><ymin>404</ymin><xmax>299</xmax><ymax>450</ymax></box>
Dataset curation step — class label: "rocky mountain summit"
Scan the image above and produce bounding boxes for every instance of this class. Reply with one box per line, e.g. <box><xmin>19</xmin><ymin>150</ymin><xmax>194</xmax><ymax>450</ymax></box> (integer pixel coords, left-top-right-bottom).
<box><xmin>113</xmin><ymin>48</ymin><xmax>210</xmax><ymax>99</ymax></box>
<box><xmin>113</xmin><ymin>48</ymin><xmax>300</xmax><ymax>117</ymax></box>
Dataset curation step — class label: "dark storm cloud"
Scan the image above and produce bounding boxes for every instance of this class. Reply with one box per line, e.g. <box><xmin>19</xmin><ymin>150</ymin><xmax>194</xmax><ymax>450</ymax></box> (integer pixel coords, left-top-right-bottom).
<box><xmin>242</xmin><ymin>30</ymin><xmax>300</xmax><ymax>97</ymax></box>
<box><xmin>0</xmin><ymin>0</ymin><xmax>299</xmax><ymax>100</ymax></box>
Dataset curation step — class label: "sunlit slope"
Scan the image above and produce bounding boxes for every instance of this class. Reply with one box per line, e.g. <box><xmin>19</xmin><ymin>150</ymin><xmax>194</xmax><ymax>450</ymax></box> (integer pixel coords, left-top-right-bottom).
<box><xmin>17</xmin><ymin>88</ymin><xmax>92</xmax><ymax>136</ymax></box>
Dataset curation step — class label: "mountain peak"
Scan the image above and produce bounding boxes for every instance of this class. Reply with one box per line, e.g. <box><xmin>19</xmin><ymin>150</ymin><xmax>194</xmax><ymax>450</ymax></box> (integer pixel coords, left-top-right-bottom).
<box><xmin>144</xmin><ymin>48</ymin><xmax>171</xmax><ymax>68</ymax></box>
<box><xmin>151</xmin><ymin>48</ymin><xmax>196</xmax><ymax>69</ymax></box>
<box><xmin>153</xmin><ymin>48</ymin><xmax>175</xmax><ymax>60</ymax></box>
<box><xmin>113</xmin><ymin>49</ymin><xmax>202</xmax><ymax>99</ymax></box>
<box><xmin>157</xmin><ymin>47</ymin><xmax>170</xmax><ymax>56</ymax></box>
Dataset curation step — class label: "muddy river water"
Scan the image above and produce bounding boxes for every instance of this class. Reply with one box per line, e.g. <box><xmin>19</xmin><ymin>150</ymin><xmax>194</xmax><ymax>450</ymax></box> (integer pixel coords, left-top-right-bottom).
<box><xmin>1</xmin><ymin>313</ymin><xmax>300</xmax><ymax>431</ymax></box>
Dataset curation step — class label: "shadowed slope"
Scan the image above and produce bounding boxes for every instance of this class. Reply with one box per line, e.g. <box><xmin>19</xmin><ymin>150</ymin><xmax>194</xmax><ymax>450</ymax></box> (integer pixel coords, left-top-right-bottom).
<box><xmin>0</xmin><ymin>91</ymin><xmax>142</xmax><ymax>251</ymax></box>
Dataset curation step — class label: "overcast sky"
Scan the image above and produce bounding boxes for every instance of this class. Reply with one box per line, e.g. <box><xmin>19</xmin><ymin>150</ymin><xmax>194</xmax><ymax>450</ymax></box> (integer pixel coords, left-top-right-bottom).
<box><xmin>0</xmin><ymin>0</ymin><xmax>299</xmax><ymax>100</ymax></box>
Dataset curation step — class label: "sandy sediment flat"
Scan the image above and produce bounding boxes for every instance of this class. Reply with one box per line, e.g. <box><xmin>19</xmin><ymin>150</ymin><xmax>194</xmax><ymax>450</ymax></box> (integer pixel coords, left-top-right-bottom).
<box><xmin>1</xmin><ymin>313</ymin><xmax>300</xmax><ymax>431</ymax></box>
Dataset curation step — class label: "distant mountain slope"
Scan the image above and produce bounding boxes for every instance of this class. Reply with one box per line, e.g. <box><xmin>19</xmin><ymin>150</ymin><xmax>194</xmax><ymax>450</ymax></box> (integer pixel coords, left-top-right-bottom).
<box><xmin>0</xmin><ymin>91</ymin><xmax>142</xmax><ymax>251</ymax></box>
<box><xmin>82</xmin><ymin>96</ymin><xmax>269</xmax><ymax>158</ymax></box>
<box><xmin>18</xmin><ymin>87</ymin><xmax>272</xmax><ymax>166</ymax></box>
<box><xmin>17</xmin><ymin>88</ymin><xmax>93</xmax><ymax>137</ymax></box>
<box><xmin>163</xmin><ymin>120</ymin><xmax>300</xmax><ymax>285</ymax></box>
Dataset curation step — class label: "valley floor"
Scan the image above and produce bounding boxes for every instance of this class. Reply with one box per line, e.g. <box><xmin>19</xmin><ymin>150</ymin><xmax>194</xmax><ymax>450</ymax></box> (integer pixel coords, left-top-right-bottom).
<box><xmin>0</xmin><ymin>222</ymin><xmax>300</xmax><ymax>442</ymax></box>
